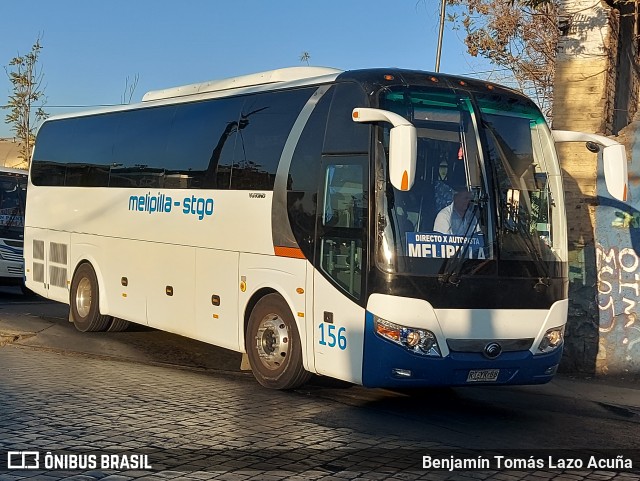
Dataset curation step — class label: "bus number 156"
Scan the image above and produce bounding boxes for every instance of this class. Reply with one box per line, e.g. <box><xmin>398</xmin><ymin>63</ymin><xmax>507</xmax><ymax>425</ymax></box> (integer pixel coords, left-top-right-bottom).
<box><xmin>319</xmin><ymin>324</ymin><xmax>347</xmax><ymax>350</ymax></box>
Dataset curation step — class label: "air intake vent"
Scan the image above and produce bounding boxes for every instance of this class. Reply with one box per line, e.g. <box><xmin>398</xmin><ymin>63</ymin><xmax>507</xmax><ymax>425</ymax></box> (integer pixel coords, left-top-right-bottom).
<box><xmin>49</xmin><ymin>266</ymin><xmax>67</xmax><ymax>288</ymax></box>
<box><xmin>50</xmin><ymin>242</ymin><xmax>68</xmax><ymax>265</ymax></box>
<box><xmin>33</xmin><ymin>240</ymin><xmax>45</xmax><ymax>261</ymax></box>
<box><xmin>7</xmin><ymin>265</ymin><xmax>23</xmax><ymax>275</ymax></box>
<box><xmin>5</xmin><ymin>240</ymin><xmax>23</xmax><ymax>249</ymax></box>
<box><xmin>33</xmin><ymin>262</ymin><xmax>44</xmax><ymax>283</ymax></box>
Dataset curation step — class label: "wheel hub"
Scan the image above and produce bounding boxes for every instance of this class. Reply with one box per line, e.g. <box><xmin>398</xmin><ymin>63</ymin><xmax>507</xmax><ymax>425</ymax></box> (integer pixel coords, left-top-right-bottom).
<box><xmin>255</xmin><ymin>314</ymin><xmax>289</xmax><ymax>370</ymax></box>
<box><xmin>75</xmin><ymin>277</ymin><xmax>92</xmax><ymax>318</ymax></box>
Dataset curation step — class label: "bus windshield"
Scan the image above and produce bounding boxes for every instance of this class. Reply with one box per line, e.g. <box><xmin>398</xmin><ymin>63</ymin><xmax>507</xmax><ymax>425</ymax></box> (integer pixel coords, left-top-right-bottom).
<box><xmin>376</xmin><ymin>87</ymin><xmax>563</xmax><ymax>276</ymax></box>
<box><xmin>0</xmin><ymin>173</ymin><xmax>27</xmax><ymax>241</ymax></box>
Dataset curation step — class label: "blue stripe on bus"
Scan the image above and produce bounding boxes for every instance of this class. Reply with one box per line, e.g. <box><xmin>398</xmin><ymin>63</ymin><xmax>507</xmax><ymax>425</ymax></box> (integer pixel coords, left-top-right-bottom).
<box><xmin>361</xmin><ymin>311</ymin><xmax>563</xmax><ymax>388</ymax></box>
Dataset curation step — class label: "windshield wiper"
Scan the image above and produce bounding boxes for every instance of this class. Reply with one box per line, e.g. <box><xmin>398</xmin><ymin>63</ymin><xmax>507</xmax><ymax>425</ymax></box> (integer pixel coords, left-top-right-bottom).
<box><xmin>503</xmin><ymin>205</ymin><xmax>551</xmax><ymax>290</ymax></box>
<box><xmin>438</xmin><ymin>196</ymin><xmax>484</xmax><ymax>286</ymax></box>
<box><xmin>481</xmin><ymin>120</ymin><xmax>552</xmax><ymax>291</ymax></box>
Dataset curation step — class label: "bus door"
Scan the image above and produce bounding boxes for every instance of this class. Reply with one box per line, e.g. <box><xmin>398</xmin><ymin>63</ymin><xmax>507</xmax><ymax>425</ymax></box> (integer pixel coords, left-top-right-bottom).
<box><xmin>312</xmin><ymin>157</ymin><xmax>367</xmax><ymax>384</ymax></box>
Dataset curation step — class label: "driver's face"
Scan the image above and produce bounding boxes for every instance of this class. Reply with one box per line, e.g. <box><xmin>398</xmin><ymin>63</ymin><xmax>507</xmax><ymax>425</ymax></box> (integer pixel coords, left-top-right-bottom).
<box><xmin>453</xmin><ymin>191</ymin><xmax>473</xmax><ymax>213</ymax></box>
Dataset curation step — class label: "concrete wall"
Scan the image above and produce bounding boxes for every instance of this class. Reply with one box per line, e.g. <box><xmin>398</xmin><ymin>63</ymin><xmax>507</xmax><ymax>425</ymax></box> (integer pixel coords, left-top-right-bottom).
<box><xmin>554</xmin><ymin>0</ymin><xmax>640</xmax><ymax>377</ymax></box>
<box><xmin>594</xmin><ymin>116</ymin><xmax>640</xmax><ymax>377</ymax></box>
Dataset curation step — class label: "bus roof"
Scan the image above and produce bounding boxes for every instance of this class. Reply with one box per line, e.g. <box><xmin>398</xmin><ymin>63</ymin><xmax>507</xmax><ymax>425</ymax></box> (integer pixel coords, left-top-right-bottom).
<box><xmin>38</xmin><ymin>67</ymin><xmax>527</xmax><ymax>127</ymax></box>
<box><xmin>142</xmin><ymin>67</ymin><xmax>343</xmax><ymax>102</ymax></box>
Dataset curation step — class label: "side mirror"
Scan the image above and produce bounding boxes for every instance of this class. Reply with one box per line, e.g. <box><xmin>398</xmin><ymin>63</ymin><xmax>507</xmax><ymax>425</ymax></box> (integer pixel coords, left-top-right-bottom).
<box><xmin>552</xmin><ymin>130</ymin><xmax>628</xmax><ymax>202</ymax></box>
<box><xmin>352</xmin><ymin>108</ymin><xmax>417</xmax><ymax>191</ymax></box>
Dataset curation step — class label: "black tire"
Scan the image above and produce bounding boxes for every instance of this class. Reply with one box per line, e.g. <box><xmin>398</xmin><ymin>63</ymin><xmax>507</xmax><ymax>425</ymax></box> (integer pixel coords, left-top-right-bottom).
<box><xmin>69</xmin><ymin>263</ymin><xmax>112</xmax><ymax>332</ymax></box>
<box><xmin>107</xmin><ymin>317</ymin><xmax>131</xmax><ymax>332</ymax></box>
<box><xmin>245</xmin><ymin>293</ymin><xmax>311</xmax><ymax>390</ymax></box>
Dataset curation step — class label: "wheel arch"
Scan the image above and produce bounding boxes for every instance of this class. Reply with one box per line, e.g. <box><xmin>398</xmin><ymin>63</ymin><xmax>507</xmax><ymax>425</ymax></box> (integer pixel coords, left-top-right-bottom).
<box><xmin>241</xmin><ymin>286</ymin><xmax>305</xmax><ymax>353</ymax></box>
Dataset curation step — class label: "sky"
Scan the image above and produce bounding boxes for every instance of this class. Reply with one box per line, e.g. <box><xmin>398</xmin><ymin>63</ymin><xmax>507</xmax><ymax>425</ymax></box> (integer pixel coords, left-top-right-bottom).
<box><xmin>0</xmin><ymin>0</ymin><xmax>504</xmax><ymax>139</ymax></box>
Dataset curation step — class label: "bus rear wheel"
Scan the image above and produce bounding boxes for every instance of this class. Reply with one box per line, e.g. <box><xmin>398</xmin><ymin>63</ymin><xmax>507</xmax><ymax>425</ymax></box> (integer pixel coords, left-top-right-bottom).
<box><xmin>107</xmin><ymin>317</ymin><xmax>130</xmax><ymax>332</ymax></box>
<box><xmin>246</xmin><ymin>293</ymin><xmax>311</xmax><ymax>390</ymax></box>
<box><xmin>70</xmin><ymin>263</ymin><xmax>112</xmax><ymax>332</ymax></box>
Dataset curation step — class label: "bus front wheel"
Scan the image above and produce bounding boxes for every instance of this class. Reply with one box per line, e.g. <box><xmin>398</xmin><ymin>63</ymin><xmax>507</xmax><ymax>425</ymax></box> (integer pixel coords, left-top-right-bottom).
<box><xmin>246</xmin><ymin>293</ymin><xmax>311</xmax><ymax>390</ymax></box>
<box><xmin>70</xmin><ymin>263</ymin><xmax>112</xmax><ymax>332</ymax></box>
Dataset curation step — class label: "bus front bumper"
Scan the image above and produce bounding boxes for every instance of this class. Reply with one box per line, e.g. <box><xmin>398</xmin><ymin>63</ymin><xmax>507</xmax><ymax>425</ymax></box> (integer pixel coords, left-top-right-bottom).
<box><xmin>361</xmin><ymin>315</ymin><xmax>563</xmax><ymax>388</ymax></box>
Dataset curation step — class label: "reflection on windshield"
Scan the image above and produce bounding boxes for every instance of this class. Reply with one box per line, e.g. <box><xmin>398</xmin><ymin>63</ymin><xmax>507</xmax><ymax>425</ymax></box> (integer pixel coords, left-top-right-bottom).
<box><xmin>376</xmin><ymin>89</ymin><xmax>491</xmax><ymax>275</ymax></box>
<box><xmin>376</xmin><ymin>87</ymin><xmax>563</xmax><ymax>277</ymax></box>
<box><xmin>478</xmin><ymin>94</ymin><xmax>559</xmax><ymax>264</ymax></box>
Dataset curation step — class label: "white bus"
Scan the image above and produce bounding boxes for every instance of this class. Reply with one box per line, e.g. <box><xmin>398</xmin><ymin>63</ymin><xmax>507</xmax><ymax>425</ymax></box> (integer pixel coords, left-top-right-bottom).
<box><xmin>0</xmin><ymin>167</ymin><xmax>28</xmax><ymax>292</ymax></box>
<box><xmin>25</xmin><ymin>67</ymin><xmax>627</xmax><ymax>389</ymax></box>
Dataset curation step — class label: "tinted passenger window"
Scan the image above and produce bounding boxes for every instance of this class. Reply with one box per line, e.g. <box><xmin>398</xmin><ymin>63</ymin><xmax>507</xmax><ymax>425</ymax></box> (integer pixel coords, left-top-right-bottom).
<box><xmin>32</xmin><ymin>114</ymin><xmax>117</xmax><ymax>186</ymax></box>
<box><xmin>220</xmin><ymin>88</ymin><xmax>314</xmax><ymax>190</ymax></box>
<box><xmin>110</xmin><ymin>106</ymin><xmax>176</xmax><ymax>188</ymax></box>
<box><xmin>165</xmin><ymin>98</ymin><xmax>242</xmax><ymax>189</ymax></box>
<box><xmin>31</xmin><ymin>87</ymin><xmax>314</xmax><ymax>190</ymax></box>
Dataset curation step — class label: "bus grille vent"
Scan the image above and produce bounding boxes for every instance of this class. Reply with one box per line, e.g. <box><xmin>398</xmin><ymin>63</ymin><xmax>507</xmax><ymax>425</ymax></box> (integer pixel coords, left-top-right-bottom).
<box><xmin>6</xmin><ymin>240</ymin><xmax>23</xmax><ymax>249</ymax></box>
<box><xmin>33</xmin><ymin>240</ymin><xmax>45</xmax><ymax>261</ymax></box>
<box><xmin>50</xmin><ymin>242</ymin><xmax>68</xmax><ymax>265</ymax></box>
<box><xmin>7</xmin><ymin>265</ymin><xmax>23</xmax><ymax>275</ymax></box>
<box><xmin>33</xmin><ymin>262</ymin><xmax>45</xmax><ymax>283</ymax></box>
<box><xmin>49</xmin><ymin>266</ymin><xmax>67</xmax><ymax>288</ymax></box>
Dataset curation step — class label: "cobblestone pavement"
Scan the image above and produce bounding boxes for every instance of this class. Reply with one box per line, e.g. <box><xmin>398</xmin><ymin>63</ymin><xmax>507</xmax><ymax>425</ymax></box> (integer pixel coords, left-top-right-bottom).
<box><xmin>0</xmin><ymin>345</ymin><xmax>638</xmax><ymax>481</ymax></box>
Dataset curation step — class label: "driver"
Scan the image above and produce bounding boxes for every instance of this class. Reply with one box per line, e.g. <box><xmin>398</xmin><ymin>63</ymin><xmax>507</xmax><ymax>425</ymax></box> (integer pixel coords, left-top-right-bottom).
<box><xmin>433</xmin><ymin>187</ymin><xmax>479</xmax><ymax>236</ymax></box>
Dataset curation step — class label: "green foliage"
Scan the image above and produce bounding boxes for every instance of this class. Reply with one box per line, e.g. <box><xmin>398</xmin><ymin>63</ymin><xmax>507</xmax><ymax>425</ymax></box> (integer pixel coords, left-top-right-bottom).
<box><xmin>4</xmin><ymin>38</ymin><xmax>48</xmax><ymax>166</ymax></box>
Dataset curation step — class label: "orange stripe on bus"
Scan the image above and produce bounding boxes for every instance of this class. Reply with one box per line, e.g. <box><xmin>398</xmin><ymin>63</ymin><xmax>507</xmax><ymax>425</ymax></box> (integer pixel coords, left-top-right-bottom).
<box><xmin>274</xmin><ymin>246</ymin><xmax>306</xmax><ymax>259</ymax></box>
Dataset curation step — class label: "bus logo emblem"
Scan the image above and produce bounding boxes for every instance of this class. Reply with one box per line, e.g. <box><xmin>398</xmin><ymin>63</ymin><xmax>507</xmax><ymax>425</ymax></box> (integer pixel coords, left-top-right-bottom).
<box><xmin>483</xmin><ymin>342</ymin><xmax>502</xmax><ymax>359</ymax></box>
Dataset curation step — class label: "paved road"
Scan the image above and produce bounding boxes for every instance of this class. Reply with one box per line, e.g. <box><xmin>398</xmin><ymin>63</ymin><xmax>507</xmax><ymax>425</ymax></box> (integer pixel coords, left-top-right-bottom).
<box><xmin>0</xmin><ymin>290</ymin><xmax>639</xmax><ymax>480</ymax></box>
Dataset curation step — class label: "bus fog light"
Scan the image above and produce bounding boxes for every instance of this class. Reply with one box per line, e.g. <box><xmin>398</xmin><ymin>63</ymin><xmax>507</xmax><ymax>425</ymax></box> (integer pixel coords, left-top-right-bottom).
<box><xmin>537</xmin><ymin>326</ymin><xmax>565</xmax><ymax>354</ymax></box>
<box><xmin>374</xmin><ymin>316</ymin><xmax>441</xmax><ymax>357</ymax></box>
<box><xmin>544</xmin><ymin>364</ymin><xmax>559</xmax><ymax>375</ymax></box>
<box><xmin>392</xmin><ymin>368</ymin><xmax>412</xmax><ymax>378</ymax></box>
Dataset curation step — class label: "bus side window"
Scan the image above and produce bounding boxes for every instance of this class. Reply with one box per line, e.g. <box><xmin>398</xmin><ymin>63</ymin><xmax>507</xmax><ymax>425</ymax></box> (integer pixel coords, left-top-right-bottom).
<box><xmin>322</xmin><ymin>164</ymin><xmax>364</xmax><ymax>228</ymax></box>
<box><xmin>319</xmin><ymin>160</ymin><xmax>367</xmax><ymax>299</ymax></box>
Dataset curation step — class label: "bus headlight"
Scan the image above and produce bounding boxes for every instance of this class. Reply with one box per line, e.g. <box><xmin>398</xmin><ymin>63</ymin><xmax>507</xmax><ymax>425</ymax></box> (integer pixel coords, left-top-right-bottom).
<box><xmin>374</xmin><ymin>316</ymin><xmax>441</xmax><ymax>357</ymax></box>
<box><xmin>537</xmin><ymin>326</ymin><xmax>565</xmax><ymax>354</ymax></box>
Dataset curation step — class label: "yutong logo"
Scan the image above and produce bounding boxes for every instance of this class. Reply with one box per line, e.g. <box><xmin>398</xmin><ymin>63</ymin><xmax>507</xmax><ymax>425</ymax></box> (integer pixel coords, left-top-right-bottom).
<box><xmin>249</xmin><ymin>192</ymin><xmax>266</xmax><ymax>199</ymax></box>
<box><xmin>128</xmin><ymin>192</ymin><xmax>214</xmax><ymax>220</ymax></box>
<box><xmin>483</xmin><ymin>342</ymin><xmax>502</xmax><ymax>359</ymax></box>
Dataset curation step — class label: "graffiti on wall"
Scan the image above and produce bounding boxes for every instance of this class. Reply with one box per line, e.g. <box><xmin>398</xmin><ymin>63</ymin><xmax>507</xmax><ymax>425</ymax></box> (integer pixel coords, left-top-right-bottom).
<box><xmin>612</xmin><ymin>210</ymin><xmax>640</xmax><ymax>229</ymax></box>
<box><xmin>596</xmin><ymin>243</ymin><xmax>640</xmax><ymax>373</ymax></box>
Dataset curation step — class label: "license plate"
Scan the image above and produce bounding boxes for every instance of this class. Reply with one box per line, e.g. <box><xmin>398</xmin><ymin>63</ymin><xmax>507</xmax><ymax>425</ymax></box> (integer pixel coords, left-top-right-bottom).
<box><xmin>466</xmin><ymin>369</ymin><xmax>500</xmax><ymax>382</ymax></box>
